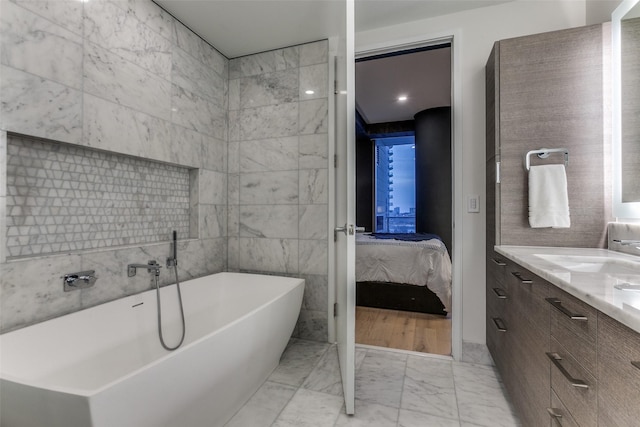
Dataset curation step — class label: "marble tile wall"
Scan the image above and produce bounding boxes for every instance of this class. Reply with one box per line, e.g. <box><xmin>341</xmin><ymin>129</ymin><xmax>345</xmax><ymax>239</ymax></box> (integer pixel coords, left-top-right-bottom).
<box><xmin>227</xmin><ymin>40</ymin><xmax>330</xmax><ymax>341</ymax></box>
<box><xmin>0</xmin><ymin>0</ymin><xmax>228</xmax><ymax>332</ymax></box>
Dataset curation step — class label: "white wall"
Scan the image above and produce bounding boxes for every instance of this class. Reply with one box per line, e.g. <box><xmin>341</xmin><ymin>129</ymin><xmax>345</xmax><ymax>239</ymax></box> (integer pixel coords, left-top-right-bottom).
<box><xmin>587</xmin><ymin>0</ymin><xmax>622</xmax><ymax>24</ymax></box>
<box><xmin>355</xmin><ymin>1</ymin><xmax>589</xmax><ymax>346</ymax></box>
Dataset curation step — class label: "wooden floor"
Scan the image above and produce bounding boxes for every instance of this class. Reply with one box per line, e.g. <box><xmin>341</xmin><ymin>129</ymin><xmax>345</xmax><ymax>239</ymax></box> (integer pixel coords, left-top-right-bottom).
<box><xmin>356</xmin><ymin>306</ymin><xmax>452</xmax><ymax>356</ymax></box>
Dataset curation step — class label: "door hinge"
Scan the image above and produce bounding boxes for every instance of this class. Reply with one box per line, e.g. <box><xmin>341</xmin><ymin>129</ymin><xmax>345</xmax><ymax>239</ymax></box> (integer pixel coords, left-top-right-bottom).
<box><xmin>333</xmin><ymin>302</ymin><xmax>338</xmax><ymax>317</ymax></box>
<box><xmin>496</xmin><ymin>161</ymin><xmax>501</xmax><ymax>184</ymax></box>
<box><xmin>334</xmin><ymin>154</ymin><xmax>338</xmax><ymax>168</ymax></box>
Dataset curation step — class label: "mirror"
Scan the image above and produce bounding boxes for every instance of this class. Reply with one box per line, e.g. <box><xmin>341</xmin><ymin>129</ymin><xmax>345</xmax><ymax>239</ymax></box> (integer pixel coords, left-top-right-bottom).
<box><xmin>613</xmin><ymin>0</ymin><xmax>640</xmax><ymax>218</ymax></box>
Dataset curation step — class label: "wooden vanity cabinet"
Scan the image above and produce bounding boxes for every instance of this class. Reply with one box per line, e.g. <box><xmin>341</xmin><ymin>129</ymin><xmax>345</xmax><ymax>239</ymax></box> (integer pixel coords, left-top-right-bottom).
<box><xmin>484</xmin><ymin>20</ymin><xmax>632</xmax><ymax>427</ymax></box>
<box><xmin>486</xmin><ymin>255</ymin><xmax>551</xmax><ymax>427</ymax></box>
<box><xmin>597</xmin><ymin>313</ymin><xmax>640</xmax><ymax>427</ymax></box>
<box><xmin>486</xmin><ymin>253</ymin><xmax>510</xmax><ymax>374</ymax></box>
<box><xmin>487</xmin><ymin>258</ymin><xmax>640</xmax><ymax>427</ymax></box>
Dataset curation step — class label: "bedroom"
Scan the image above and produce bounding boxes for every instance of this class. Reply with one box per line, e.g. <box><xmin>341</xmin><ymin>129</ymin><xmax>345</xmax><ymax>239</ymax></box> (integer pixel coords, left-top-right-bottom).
<box><xmin>354</xmin><ymin>44</ymin><xmax>454</xmax><ymax>356</ymax></box>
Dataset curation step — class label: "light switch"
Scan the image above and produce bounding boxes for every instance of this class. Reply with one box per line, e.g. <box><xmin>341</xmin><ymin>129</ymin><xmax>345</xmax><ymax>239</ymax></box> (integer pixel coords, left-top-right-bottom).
<box><xmin>467</xmin><ymin>195</ymin><xmax>480</xmax><ymax>213</ymax></box>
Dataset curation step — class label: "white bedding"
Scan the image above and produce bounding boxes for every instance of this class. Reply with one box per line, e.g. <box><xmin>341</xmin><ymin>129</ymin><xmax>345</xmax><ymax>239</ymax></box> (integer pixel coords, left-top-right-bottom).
<box><xmin>355</xmin><ymin>233</ymin><xmax>452</xmax><ymax>313</ymax></box>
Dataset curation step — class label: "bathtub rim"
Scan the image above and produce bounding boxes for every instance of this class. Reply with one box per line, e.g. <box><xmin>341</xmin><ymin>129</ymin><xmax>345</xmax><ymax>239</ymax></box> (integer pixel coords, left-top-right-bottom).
<box><xmin>0</xmin><ymin>272</ymin><xmax>305</xmax><ymax>397</ymax></box>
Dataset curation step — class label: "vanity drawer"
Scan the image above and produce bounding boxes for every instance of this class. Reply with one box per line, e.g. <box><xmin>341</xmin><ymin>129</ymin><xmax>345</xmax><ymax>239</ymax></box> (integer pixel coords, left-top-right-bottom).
<box><xmin>486</xmin><ymin>252</ymin><xmax>512</xmax><ymax>373</ymax></box>
<box><xmin>549</xmin><ymin>389</ymin><xmax>580</xmax><ymax>427</ymax></box>
<box><xmin>486</xmin><ymin>311</ymin><xmax>510</xmax><ymax>376</ymax></box>
<box><xmin>548</xmin><ymin>287</ymin><xmax>597</xmax><ymax>375</ymax></box>
<box><xmin>549</xmin><ymin>337</ymin><xmax>597</xmax><ymax>427</ymax></box>
<box><xmin>488</xmin><ymin>252</ymin><xmax>510</xmax><ymax>286</ymax></box>
<box><xmin>486</xmin><ymin>285</ymin><xmax>511</xmax><ymax>374</ymax></box>
<box><xmin>507</xmin><ymin>267</ymin><xmax>550</xmax><ymax>333</ymax></box>
<box><xmin>597</xmin><ymin>313</ymin><xmax>640</xmax><ymax>427</ymax></box>
<box><xmin>486</xmin><ymin>277</ymin><xmax>509</xmax><ymax>317</ymax></box>
<box><xmin>507</xmin><ymin>313</ymin><xmax>551</xmax><ymax>427</ymax></box>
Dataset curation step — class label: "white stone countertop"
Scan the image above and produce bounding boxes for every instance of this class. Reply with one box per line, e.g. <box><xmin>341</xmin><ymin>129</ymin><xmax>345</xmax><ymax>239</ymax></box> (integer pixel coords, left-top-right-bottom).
<box><xmin>495</xmin><ymin>245</ymin><xmax>640</xmax><ymax>334</ymax></box>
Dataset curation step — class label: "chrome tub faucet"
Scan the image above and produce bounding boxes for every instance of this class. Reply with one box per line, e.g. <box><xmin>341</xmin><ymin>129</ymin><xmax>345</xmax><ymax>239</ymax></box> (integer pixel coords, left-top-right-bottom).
<box><xmin>128</xmin><ymin>260</ymin><xmax>162</xmax><ymax>277</ymax></box>
<box><xmin>613</xmin><ymin>239</ymin><xmax>640</xmax><ymax>249</ymax></box>
<box><xmin>62</xmin><ymin>270</ymin><xmax>97</xmax><ymax>292</ymax></box>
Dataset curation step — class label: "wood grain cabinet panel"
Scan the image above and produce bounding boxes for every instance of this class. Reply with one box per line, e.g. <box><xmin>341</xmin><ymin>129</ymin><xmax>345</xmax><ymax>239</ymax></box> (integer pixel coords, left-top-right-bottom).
<box><xmin>485</xmin><ymin>22</ymin><xmax>612</xmax><ymax>427</ymax></box>
<box><xmin>486</xmin><ymin>255</ymin><xmax>551</xmax><ymax>427</ymax></box>
<box><xmin>597</xmin><ymin>313</ymin><xmax>640</xmax><ymax>427</ymax></box>
<box><xmin>550</xmin><ymin>337</ymin><xmax>597</xmax><ymax>427</ymax></box>
<box><xmin>549</xmin><ymin>389</ymin><xmax>580</xmax><ymax>427</ymax></box>
<box><xmin>486</xmin><ymin>24</ymin><xmax>610</xmax><ymax>250</ymax></box>
<box><xmin>507</xmin><ymin>266</ymin><xmax>550</xmax><ymax>334</ymax></box>
<box><xmin>486</xmin><ymin>253</ymin><xmax>511</xmax><ymax>376</ymax></box>
<box><xmin>509</xmin><ymin>313</ymin><xmax>551</xmax><ymax>427</ymax></box>
<box><xmin>549</xmin><ymin>287</ymin><xmax>598</xmax><ymax>375</ymax></box>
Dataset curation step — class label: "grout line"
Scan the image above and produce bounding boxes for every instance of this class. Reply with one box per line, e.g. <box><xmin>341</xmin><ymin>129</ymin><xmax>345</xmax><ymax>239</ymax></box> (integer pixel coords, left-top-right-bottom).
<box><xmin>451</xmin><ymin>359</ymin><xmax>463</xmax><ymax>426</ymax></box>
<box><xmin>396</xmin><ymin>351</ymin><xmax>409</xmax><ymax>427</ymax></box>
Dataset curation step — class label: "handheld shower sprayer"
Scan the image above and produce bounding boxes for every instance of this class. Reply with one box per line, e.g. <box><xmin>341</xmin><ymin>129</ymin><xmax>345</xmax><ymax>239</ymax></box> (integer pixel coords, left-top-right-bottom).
<box><xmin>167</xmin><ymin>230</ymin><xmax>178</xmax><ymax>268</ymax></box>
<box><xmin>157</xmin><ymin>229</ymin><xmax>185</xmax><ymax>351</ymax></box>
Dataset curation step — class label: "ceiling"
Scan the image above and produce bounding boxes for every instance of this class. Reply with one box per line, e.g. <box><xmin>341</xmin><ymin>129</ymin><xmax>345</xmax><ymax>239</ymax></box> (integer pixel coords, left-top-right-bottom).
<box><xmin>154</xmin><ymin>0</ymin><xmax>507</xmax><ymax>125</ymax></box>
<box><xmin>154</xmin><ymin>0</ymin><xmax>512</xmax><ymax>58</ymax></box>
<box><xmin>355</xmin><ymin>46</ymin><xmax>451</xmax><ymax>124</ymax></box>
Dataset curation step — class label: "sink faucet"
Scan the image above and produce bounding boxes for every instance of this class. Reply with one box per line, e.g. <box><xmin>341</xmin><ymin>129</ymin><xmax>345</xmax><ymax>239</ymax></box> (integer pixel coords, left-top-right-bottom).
<box><xmin>613</xmin><ymin>239</ymin><xmax>640</xmax><ymax>249</ymax></box>
<box><xmin>128</xmin><ymin>260</ymin><xmax>162</xmax><ymax>277</ymax></box>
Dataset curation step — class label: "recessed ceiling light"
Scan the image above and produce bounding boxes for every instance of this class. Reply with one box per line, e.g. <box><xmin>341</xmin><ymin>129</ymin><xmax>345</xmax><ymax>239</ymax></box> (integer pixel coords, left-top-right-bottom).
<box><xmin>305</xmin><ymin>90</ymin><xmax>315</xmax><ymax>95</ymax></box>
<box><xmin>398</xmin><ymin>95</ymin><xmax>408</xmax><ymax>101</ymax></box>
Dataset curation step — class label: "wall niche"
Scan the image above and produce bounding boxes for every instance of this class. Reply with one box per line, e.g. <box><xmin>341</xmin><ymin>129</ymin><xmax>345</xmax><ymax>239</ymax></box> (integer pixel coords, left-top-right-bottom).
<box><xmin>5</xmin><ymin>133</ymin><xmax>194</xmax><ymax>259</ymax></box>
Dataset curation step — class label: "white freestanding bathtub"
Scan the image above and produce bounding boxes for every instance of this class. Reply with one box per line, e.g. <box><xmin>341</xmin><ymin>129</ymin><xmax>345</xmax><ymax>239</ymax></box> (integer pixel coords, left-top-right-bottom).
<box><xmin>0</xmin><ymin>272</ymin><xmax>304</xmax><ymax>427</ymax></box>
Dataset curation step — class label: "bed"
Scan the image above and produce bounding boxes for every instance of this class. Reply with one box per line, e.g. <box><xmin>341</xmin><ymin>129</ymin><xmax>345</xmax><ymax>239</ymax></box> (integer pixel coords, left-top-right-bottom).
<box><xmin>355</xmin><ymin>233</ymin><xmax>452</xmax><ymax>315</ymax></box>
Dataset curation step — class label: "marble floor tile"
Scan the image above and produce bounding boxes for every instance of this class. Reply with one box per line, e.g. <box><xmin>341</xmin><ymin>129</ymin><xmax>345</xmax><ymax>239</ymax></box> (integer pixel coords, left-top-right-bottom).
<box><xmin>334</xmin><ymin>400</ymin><xmax>398</xmax><ymax>427</ymax></box>
<box><xmin>461</xmin><ymin>341</ymin><xmax>494</xmax><ymax>366</ymax></box>
<box><xmin>302</xmin><ymin>344</ymin><xmax>343</xmax><ymax>396</ymax></box>
<box><xmin>272</xmin><ymin>388</ymin><xmax>343</xmax><ymax>427</ymax></box>
<box><xmin>401</xmin><ymin>356</ymin><xmax>458</xmax><ymax>420</ymax></box>
<box><xmin>452</xmin><ymin>362</ymin><xmax>519</xmax><ymax>427</ymax></box>
<box><xmin>268</xmin><ymin>338</ymin><xmax>329</xmax><ymax>387</ymax></box>
<box><xmin>398</xmin><ymin>409</ymin><xmax>461</xmax><ymax>427</ymax></box>
<box><xmin>354</xmin><ymin>347</ymin><xmax>367</xmax><ymax>371</ymax></box>
<box><xmin>227</xmin><ymin>340</ymin><xmax>520</xmax><ymax>427</ymax></box>
<box><xmin>224</xmin><ymin>381</ymin><xmax>296</xmax><ymax>427</ymax></box>
<box><xmin>355</xmin><ymin>349</ymin><xmax>407</xmax><ymax>408</ymax></box>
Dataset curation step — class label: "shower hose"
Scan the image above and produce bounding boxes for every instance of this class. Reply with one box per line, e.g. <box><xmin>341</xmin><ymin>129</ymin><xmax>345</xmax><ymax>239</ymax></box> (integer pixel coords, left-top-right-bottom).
<box><xmin>154</xmin><ymin>264</ymin><xmax>186</xmax><ymax>351</ymax></box>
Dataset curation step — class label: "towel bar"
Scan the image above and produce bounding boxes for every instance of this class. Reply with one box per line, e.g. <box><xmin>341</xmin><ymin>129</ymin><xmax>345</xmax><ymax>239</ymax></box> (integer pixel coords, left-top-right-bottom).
<box><xmin>525</xmin><ymin>148</ymin><xmax>569</xmax><ymax>171</ymax></box>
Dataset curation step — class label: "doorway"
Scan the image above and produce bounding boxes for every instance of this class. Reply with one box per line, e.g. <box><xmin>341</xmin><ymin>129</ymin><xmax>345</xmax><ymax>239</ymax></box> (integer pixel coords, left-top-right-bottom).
<box><xmin>353</xmin><ymin>42</ymin><xmax>455</xmax><ymax>357</ymax></box>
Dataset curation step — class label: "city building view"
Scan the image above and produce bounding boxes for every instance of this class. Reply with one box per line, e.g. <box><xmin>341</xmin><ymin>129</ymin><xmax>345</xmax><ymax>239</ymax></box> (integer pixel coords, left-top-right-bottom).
<box><xmin>374</xmin><ymin>137</ymin><xmax>416</xmax><ymax>233</ymax></box>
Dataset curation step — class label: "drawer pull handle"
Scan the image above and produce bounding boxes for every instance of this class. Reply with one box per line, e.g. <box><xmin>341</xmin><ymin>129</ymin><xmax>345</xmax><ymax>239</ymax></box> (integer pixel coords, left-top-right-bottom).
<box><xmin>511</xmin><ymin>271</ymin><xmax>533</xmax><ymax>284</ymax></box>
<box><xmin>632</xmin><ymin>361</ymin><xmax>640</xmax><ymax>370</ymax></box>
<box><xmin>492</xmin><ymin>287</ymin><xmax>507</xmax><ymax>299</ymax></box>
<box><xmin>546</xmin><ymin>352</ymin><xmax>589</xmax><ymax>388</ymax></box>
<box><xmin>547</xmin><ymin>408</ymin><xmax>563</xmax><ymax>419</ymax></box>
<box><xmin>545</xmin><ymin>298</ymin><xmax>588</xmax><ymax>321</ymax></box>
<box><xmin>492</xmin><ymin>317</ymin><xmax>507</xmax><ymax>332</ymax></box>
<box><xmin>492</xmin><ymin>258</ymin><xmax>507</xmax><ymax>266</ymax></box>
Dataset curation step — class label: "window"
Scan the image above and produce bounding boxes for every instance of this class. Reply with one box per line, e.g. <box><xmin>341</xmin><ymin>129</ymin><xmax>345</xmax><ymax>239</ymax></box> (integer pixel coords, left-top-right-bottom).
<box><xmin>374</xmin><ymin>137</ymin><xmax>415</xmax><ymax>233</ymax></box>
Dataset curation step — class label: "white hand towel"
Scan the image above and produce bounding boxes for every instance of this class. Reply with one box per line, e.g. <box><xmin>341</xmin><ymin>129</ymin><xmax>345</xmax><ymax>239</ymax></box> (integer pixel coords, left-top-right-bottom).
<box><xmin>528</xmin><ymin>164</ymin><xmax>570</xmax><ymax>228</ymax></box>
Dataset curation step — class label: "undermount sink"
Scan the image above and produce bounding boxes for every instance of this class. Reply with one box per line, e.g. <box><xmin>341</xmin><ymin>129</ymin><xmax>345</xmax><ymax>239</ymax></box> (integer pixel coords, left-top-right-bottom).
<box><xmin>534</xmin><ymin>254</ymin><xmax>640</xmax><ymax>275</ymax></box>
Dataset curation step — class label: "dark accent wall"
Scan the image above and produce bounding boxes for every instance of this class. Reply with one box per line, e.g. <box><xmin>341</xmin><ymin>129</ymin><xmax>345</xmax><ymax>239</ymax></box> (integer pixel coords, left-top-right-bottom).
<box><xmin>356</xmin><ymin>135</ymin><xmax>374</xmax><ymax>231</ymax></box>
<box><xmin>414</xmin><ymin>107</ymin><xmax>452</xmax><ymax>253</ymax></box>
